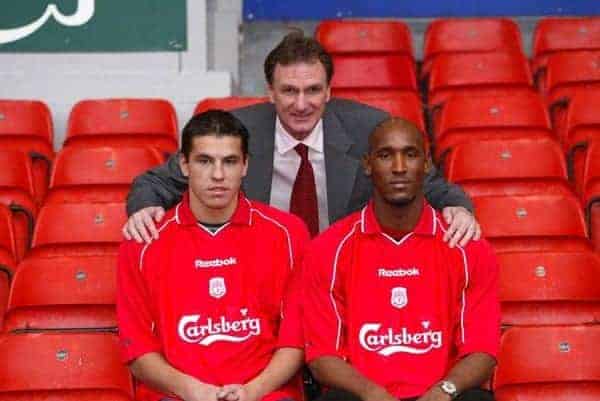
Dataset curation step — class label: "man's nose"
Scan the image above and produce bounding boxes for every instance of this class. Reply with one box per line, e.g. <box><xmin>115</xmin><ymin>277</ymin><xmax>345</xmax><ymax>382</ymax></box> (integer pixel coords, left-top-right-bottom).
<box><xmin>211</xmin><ymin>162</ymin><xmax>225</xmax><ymax>180</ymax></box>
<box><xmin>294</xmin><ymin>92</ymin><xmax>307</xmax><ymax>110</ymax></box>
<box><xmin>392</xmin><ymin>154</ymin><xmax>407</xmax><ymax>173</ymax></box>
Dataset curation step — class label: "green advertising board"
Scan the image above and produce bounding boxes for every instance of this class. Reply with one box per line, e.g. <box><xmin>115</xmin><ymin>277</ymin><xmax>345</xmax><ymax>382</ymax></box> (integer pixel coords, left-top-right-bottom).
<box><xmin>0</xmin><ymin>0</ymin><xmax>187</xmax><ymax>52</ymax></box>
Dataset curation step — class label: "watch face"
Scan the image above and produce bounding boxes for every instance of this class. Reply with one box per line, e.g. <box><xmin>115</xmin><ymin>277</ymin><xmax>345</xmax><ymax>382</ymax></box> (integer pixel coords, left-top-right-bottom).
<box><xmin>441</xmin><ymin>381</ymin><xmax>457</xmax><ymax>395</ymax></box>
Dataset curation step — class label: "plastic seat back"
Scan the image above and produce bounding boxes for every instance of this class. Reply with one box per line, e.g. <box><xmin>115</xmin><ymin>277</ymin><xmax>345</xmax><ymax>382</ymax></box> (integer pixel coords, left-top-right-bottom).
<box><xmin>472</xmin><ymin>191</ymin><xmax>587</xmax><ymax>244</ymax></box>
<box><xmin>533</xmin><ymin>17</ymin><xmax>600</xmax><ymax>78</ymax></box>
<box><xmin>423</xmin><ymin>18</ymin><xmax>523</xmax><ymax>76</ymax></box>
<box><xmin>427</xmin><ymin>52</ymin><xmax>533</xmax><ymax>106</ymax></box>
<box><xmin>5</xmin><ymin>253</ymin><xmax>117</xmax><ymax>332</ymax></box>
<box><xmin>32</xmin><ymin>202</ymin><xmax>126</xmax><ymax>250</ymax></box>
<box><xmin>0</xmin><ymin>150</ymin><xmax>37</xmax><ymax>261</ymax></box>
<box><xmin>434</xmin><ymin>92</ymin><xmax>550</xmax><ymax>140</ymax></box>
<box><xmin>0</xmin><ymin>332</ymin><xmax>133</xmax><ymax>400</ymax></box>
<box><xmin>494</xmin><ymin>325</ymin><xmax>600</xmax><ymax>401</ymax></box>
<box><xmin>316</xmin><ymin>20</ymin><xmax>413</xmax><ymax>56</ymax></box>
<box><xmin>330</xmin><ymin>54</ymin><xmax>417</xmax><ymax>94</ymax></box>
<box><xmin>46</xmin><ymin>146</ymin><xmax>164</xmax><ymax>204</ymax></box>
<box><xmin>445</xmin><ymin>137</ymin><xmax>567</xmax><ymax>184</ymax></box>
<box><xmin>194</xmin><ymin>97</ymin><xmax>267</xmax><ymax>115</ymax></box>
<box><xmin>65</xmin><ymin>98</ymin><xmax>178</xmax><ymax>154</ymax></box>
<box><xmin>0</xmin><ymin>100</ymin><xmax>54</xmax><ymax>204</ymax></box>
<box><xmin>498</xmin><ymin>250</ymin><xmax>600</xmax><ymax>326</ymax></box>
<box><xmin>333</xmin><ymin>92</ymin><xmax>424</xmax><ymax>131</ymax></box>
<box><xmin>544</xmin><ymin>51</ymin><xmax>600</xmax><ymax>101</ymax></box>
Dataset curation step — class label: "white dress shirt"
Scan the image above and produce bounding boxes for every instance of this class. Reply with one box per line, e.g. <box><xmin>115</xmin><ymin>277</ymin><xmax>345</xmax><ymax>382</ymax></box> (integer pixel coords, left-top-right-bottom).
<box><xmin>270</xmin><ymin>118</ymin><xmax>330</xmax><ymax>232</ymax></box>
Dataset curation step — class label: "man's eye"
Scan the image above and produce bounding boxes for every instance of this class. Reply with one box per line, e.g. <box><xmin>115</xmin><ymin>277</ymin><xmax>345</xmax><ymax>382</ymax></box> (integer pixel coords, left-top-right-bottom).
<box><xmin>225</xmin><ymin>158</ymin><xmax>238</xmax><ymax>165</ymax></box>
<box><xmin>378</xmin><ymin>152</ymin><xmax>390</xmax><ymax>159</ymax></box>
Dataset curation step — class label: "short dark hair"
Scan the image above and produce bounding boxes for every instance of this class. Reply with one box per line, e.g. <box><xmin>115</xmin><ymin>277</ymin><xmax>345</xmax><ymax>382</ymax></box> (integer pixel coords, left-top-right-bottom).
<box><xmin>181</xmin><ymin>110</ymin><xmax>249</xmax><ymax>160</ymax></box>
<box><xmin>264</xmin><ymin>31</ymin><xmax>334</xmax><ymax>85</ymax></box>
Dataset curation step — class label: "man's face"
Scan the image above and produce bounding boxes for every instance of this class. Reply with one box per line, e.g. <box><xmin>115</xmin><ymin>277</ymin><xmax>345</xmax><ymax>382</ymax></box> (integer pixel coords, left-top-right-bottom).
<box><xmin>268</xmin><ymin>61</ymin><xmax>331</xmax><ymax>140</ymax></box>
<box><xmin>179</xmin><ymin>135</ymin><xmax>248</xmax><ymax>215</ymax></box>
<box><xmin>363</xmin><ymin>125</ymin><xmax>430</xmax><ymax>207</ymax></box>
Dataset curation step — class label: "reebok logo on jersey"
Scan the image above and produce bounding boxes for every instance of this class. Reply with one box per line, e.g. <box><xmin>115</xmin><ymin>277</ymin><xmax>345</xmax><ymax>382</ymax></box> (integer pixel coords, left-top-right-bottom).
<box><xmin>359</xmin><ymin>321</ymin><xmax>442</xmax><ymax>356</ymax></box>
<box><xmin>195</xmin><ymin>257</ymin><xmax>237</xmax><ymax>269</ymax></box>
<box><xmin>378</xmin><ymin>267</ymin><xmax>420</xmax><ymax>278</ymax></box>
<box><xmin>177</xmin><ymin>310</ymin><xmax>261</xmax><ymax>345</ymax></box>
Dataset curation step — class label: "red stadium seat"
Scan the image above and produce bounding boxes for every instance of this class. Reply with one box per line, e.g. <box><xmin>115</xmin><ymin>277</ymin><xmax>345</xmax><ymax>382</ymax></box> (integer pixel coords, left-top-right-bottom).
<box><xmin>582</xmin><ymin>141</ymin><xmax>600</xmax><ymax>251</ymax></box>
<box><xmin>423</xmin><ymin>18</ymin><xmax>524</xmax><ymax>77</ymax></box>
<box><xmin>432</xmin><ymin>92</ymin><xmax>550</xmax><ymax>141</ymax></box>
<box><xmin>0</xmin><ymin>205</ymin><xmax>16</xmax><ymax>329</ymax></box>
<box><xmin>46</xmin><ymin>146</ymin><xmax>164</xmax><ymax>204</ymax></box>
<box><xmin>427</xmin><ymin>52</ymin><xmax>534</xmax><ymax>106</ymax></box>
<box><xmin>498</xmin><ymin>250</ymin><xmax>600</xmax><ymax>327</ymax></box>
<box><xmin>433</xmin><ymin>94</ymin><xmax>553</xmax><ymax>160</ymax></box>
<box><xmin>0</xmin><ymin>100</ymin><xmax>54</xmax><ymax>205</ymax></box>
<box><xmin>31</xmin><ymin>202</ymin><xmax>126</xmax><ymax>256</ymax></box>
<box><xmin>444</xmin><ymin>137</ymin><xmax>567</xmax><ymax>185</ymax></box>
<box><xmin>549</xmin><ymin>90</ymin><xmax>600</xmax><ymax>197</ymax></box>
<box><xmin>333</xmin><ymin>92</ymin><xmax>424</xmax><ymax>132</ymax></box>
<box><xmin>494</xmin><ymin>325</ymin><xmax>600</xmax><ymax>401</ymax></box>
<box><xmin>64</xmin><ymin>98</ymin><xmax>178</xmax><ymax>156</ymax></box>
<box><xmin>4</xmin><ymin>253</ymin><xmax>117</xmax><ymax>333</ymax></box>
<box><xmin>194</xmin><ymin>96</ymin><xmax>268</xmax><ymax>115</ymax></box>
<box><xmin>470</xmin><ymin>186</ymin><xmax>588</xmax><ymax>253</ymax></box>
<box><xmin>0</xmin><ymin>150</ymin><xmax>37</xmax><ymax>261</ymax></box>
<box><xmin>0</xmin><ymin>332</ymin><xmax>134</xmax><ymax>400</ymax></box>
<box><xmin>543</xmin><ymin>51</ymin><xmax>600</xmax><ymax>105</ymax></box>
<box><xmin>533</xmin><ymin>17</ymin><xmax>600</xmax><ymax>85</ymax></box>
<box><xmin>330</xmin><ymin>54</ymin><xmax>417</xmax><ymax>96</ymax></box>
<box><xmin>316</xmin><ymin>19</ymin><xmax>413</xmax><ymax>56</ymax></box>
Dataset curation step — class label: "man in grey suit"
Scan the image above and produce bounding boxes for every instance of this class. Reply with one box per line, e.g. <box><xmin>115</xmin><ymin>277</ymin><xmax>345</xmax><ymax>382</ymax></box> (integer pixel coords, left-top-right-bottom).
<box><xmin>123</xmin><ymin>32</ymin><xmax>480</xmax><ymax>245</ymax></box>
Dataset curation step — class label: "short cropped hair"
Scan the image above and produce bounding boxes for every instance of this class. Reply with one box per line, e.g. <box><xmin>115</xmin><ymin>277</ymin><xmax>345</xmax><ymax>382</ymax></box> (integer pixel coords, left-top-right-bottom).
<box><xmin>181</xmin><ymin>110</ymin><xmax>250</xmax><ymax>160</ymax></box>
<box><xmin>264</xmin><ymin>31</ymin><xmax>334</xmax><ymax>85</ymax></box>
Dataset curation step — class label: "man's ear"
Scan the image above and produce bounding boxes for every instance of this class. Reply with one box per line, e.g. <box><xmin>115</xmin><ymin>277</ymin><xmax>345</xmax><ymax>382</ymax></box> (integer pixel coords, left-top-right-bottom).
<box><xmin>179</xmin><ymin>153</ymin><xmax>190</xmax><ymax>178</ymax></box>
<box><xmin>424</xmin><ymin>153</ymin><xmax>432</xmax><ymax>175</ymax></box>
<box><xmin>362</xmin><ymin>154</ymin><xmax>372</xmax><ymax>176</ymax></box>
<box><xmin>325</xmin><ymin>84</ymin><xmax>331</xmax><ymax>102</ymax></box>
<box><xmin>267</xmin><ymin>84</ymin><xmax>275</xmax><ymax>104</ymax></box>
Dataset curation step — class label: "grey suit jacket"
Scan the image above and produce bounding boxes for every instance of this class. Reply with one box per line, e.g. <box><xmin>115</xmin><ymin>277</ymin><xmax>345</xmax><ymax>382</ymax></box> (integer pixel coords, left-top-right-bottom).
<box><xmin>126</xmin><ymin>99</ymin><xmax>473</xmax><ymax>222</ymax></box>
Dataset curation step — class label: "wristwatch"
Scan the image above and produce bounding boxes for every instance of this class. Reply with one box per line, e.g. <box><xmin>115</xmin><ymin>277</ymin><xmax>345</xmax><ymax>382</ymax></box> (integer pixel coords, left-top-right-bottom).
<box><xmin>439</xmin><ymin>380</ymin><xmax>458</xmax><ymax>399</ymax></box>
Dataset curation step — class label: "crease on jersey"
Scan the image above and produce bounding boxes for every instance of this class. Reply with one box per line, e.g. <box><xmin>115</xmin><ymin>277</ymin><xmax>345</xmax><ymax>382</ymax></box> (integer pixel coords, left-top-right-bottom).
<box><xmin>332</xmin><ymin>220</ymin><xmax>361</xmax><ymax>351</ymax></box>
<box><xmin>138</xmin><ymin>203</ymin><xmax>180</xmax><ymax>271</ymax></box>
<box><xmin>435</xmin><ymin>215</ymin><xmax>469</xmax><ymax>344</ymax></box>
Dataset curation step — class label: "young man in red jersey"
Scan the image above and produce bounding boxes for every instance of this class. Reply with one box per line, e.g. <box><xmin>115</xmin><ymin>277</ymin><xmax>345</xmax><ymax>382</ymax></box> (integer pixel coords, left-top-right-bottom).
<box><xmin>303</xmin><ymin>118</ymin><xmax>500</xmax><ymax>401</ymax></box>
<box><xmin>117</xmin><ymin>110</ymin><xmax>309</xmax><ymax>401</ymax></box>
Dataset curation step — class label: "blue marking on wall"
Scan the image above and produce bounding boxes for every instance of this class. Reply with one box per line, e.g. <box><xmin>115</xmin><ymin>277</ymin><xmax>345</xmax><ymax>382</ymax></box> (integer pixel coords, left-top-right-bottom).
<box><xmin>244</xmin><ymin>0</ymin><xmax>600</xmax><ymax>21</ymax></box>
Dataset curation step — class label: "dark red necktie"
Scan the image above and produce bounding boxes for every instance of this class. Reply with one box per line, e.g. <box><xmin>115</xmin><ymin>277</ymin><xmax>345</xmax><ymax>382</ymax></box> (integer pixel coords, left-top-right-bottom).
<box><xmin>290</xmin><ymin>143</ymin><xmax>319</xmax><ymax>237</ymax></box>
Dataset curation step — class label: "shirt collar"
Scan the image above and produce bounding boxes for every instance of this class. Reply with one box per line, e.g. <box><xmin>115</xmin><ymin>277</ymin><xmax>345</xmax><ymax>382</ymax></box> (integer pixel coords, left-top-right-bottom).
<box><xmin>275</xmin><ymin>117</ymin><xmax>324</xmax><ymax>155</ymax></box>
<box><xmin>360</xmin><ymin>200</ymin><xmax>437</xmax><ymax>237</ymax></box>
<box><xmin>176</xmin><ymin>191</ymin><xmax>252</xmax><ymax>227</ymax></box>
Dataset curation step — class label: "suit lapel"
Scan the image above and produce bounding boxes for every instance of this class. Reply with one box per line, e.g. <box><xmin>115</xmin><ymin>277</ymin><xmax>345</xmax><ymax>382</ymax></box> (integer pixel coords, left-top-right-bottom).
<box><xmin>323</xmin><ymin>107</ymin><xmax>360</xmax><ymax>223</ymax></box>
<box><xmin>243</xmin><ymin>106</ymin><xmax>276</xmax><ymax>204</ymax></box>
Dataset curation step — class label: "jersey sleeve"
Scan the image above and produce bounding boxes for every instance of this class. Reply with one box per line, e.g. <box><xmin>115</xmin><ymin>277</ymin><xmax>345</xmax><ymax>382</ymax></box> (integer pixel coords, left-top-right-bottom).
<box><xmin>456</xmin><ymin>239</ymin><xmax>501</xmax><ymax>359</ymax></box>
<box><xmin>277</xmin><ymin>218</ymin><xmax>310</xmax><ymax>349</ymax></box>
<box><xmin>116</xmin><ymin>240</ymin><xmax>162</xmax><ymax>362</ymax></box>
<box><xmin>303</xmin><ymin>239</ymin><xmax>349</xmax><ymax>363</ymax></box>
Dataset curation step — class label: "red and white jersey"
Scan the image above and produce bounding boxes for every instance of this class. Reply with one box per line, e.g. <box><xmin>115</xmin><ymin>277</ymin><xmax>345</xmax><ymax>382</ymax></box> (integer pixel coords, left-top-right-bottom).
<box><xmin>303</xmin><ymin>201</ymin><xmax>500</xmax><ymax>399</ymax></box>
<box><xmin>118</xmin><ymin>192</ymin><xmax>309</xmax><ymax>401</ymax></box>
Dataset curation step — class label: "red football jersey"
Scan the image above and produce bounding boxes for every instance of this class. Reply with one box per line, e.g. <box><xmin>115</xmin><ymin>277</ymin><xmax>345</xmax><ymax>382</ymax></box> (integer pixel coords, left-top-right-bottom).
<box><xmin>303</xmin><ymin>201</ymin><xmax>500</xmax><ymax>399</ymax></box>
<box><xmin>118</xmin><ymin>193</ymin><xmax>309</xmax><ymax>401</ymax></box>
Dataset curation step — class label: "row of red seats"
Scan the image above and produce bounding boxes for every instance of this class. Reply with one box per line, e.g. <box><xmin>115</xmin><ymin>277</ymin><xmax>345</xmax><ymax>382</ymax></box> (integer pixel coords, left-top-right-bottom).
<box><xmin>0</xmin><ymin>325</ymin><xmax>597</xmax><ymax>399</ymax></box>
<box><xmin>318</xmin><ymin>17</ymin><xmax>600</xmax><ymax>118</ymax></box>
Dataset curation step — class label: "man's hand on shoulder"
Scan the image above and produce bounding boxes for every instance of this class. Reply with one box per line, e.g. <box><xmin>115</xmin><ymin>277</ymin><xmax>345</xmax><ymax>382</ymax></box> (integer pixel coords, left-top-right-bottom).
<box><xmin>442</xmin><ymin>206</ymin><xmax>482</xmax><ymax>248</ymax></box>
<box><xmin>122</xmin><ymin>206</ymin><xmax>166</xmax><ymax>243</ymax></box>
